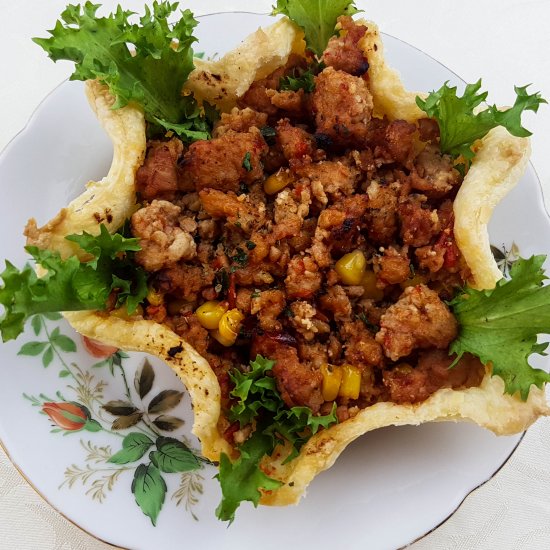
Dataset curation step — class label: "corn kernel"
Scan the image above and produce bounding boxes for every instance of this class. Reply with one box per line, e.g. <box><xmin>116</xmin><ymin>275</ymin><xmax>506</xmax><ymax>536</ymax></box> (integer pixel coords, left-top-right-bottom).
<box><xmin>321</xmin><ymin>363</ymin><xmax>343</xmax><ymax>401</ymax></box>
<box><xmin>361</xmin><ymin>270</ymin><xmax>384</xmax><ymax>300</ymax></box>
<box><xmin>111</xmin><ymin>303</ymin><xmax>144</xmax><ymax>319</ymax></box>
<box><xmin>196</xmin><ymin>300</ymin><xmax>228</xmax><ymax>330</ymax></box>
<box><xmin>264</xmin><ymin>169</ymin><xmax>293</xmax><ymax>195</ymax></box>
<box><xmin>335</xmin><ymin>250</ymin><xmax>367</xmax><ymax>285</ymax></box>
<box><xmin>146</xmin><ymin>286</ymin><xmax>164</xmax><ymax>306</ymax></box>
<box><xmin>338</xmin><ymin>364</ymin><xmax>362</xmax><ymax>400</ymax></box>
<box><xmin>211</xmin><ymin>330</ymin><xmax>233</xmax><ymax>347</ymax></box>
<box><xmin>400</xmin><ymin>273</ymin><xmax>426</xmax><ymax>290</ymax></box>
<box><xmin>212</xmin><ymin>308</ymin><xmax>244</xmax><ymax>346</ymax></box>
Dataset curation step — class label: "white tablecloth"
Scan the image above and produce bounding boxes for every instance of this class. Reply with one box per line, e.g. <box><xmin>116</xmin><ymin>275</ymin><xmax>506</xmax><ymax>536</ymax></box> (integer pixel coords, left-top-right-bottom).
<box><xmin>1</xmin><ymin>1</ymin><xmax>549</xmax><ymax>548</ymax></box>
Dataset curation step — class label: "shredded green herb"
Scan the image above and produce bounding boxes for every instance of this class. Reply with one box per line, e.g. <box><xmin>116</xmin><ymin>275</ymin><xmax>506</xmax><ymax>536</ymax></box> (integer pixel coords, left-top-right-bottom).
<box><xmin>216</xmin><ymin>355</ymin><xmax>337</xmax><ymax>522</ymax></box>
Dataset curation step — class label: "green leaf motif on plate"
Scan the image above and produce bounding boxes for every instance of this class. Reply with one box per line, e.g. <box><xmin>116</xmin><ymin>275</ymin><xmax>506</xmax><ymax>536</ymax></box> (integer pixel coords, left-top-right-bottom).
<box><xmin>150</xmin><ymin>437</ymin><xmax>200</xmax><ymax>474</ymax></box>
<box><xmin>131</xmin><ymin>463</ymin><xmax>167</xmax><ymax>526</ymax></box>
<box><xmin>109</xmin><ymin>433</ymin><xmax>155</xmax><ymax>464</ymax></box>
<box><xmin>50</xmin><ymin>333</ymin><xmax>77</xmax><ymax>353</ymax></box>
<box><xmin>31</xmin><ymin>315</ymin><xmax>42</xmax><ymax>336</ymax></box>
<box><xmin>17</xmin><ymin>317</ymin><xmax>76</xmax><ymax>370</ymax></box>
<box><xmin>42</xmin><ymin>346</ymin><xmax>54</xmax><ymax>367</ymax></box>
<box><xmin>42</xmin><ymin>312</ymin><xmax>63</xmax><ymax>321</ymax></box>
<box><xmin>18</xmin><ymin>341</ymin><xmax>48</xmax><ymax>356</ymax></box>
<box><xmin>21</xmin><ymin>316</ymin><xmax>206</xmax><ymax>523</ymax></box>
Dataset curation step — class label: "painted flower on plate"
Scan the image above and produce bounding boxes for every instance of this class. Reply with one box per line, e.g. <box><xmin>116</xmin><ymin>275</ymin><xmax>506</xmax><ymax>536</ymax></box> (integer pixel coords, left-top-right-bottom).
<box><xmin>81</xmin><ymin>335</ymin><xmax>118</xmax><ymax>358</ymax></box>
<box><xmin>42</xmin><ymin>401</ymin><xmax>101</xmax><ymax>433</ymax></box>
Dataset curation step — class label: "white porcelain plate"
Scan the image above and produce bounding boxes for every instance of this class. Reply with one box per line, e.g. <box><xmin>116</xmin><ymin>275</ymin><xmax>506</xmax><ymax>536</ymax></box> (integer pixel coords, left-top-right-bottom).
<box><xmin>0</xmin><ymin>12</ymin><xmax>549</xmax><ymax>550</ymax></box>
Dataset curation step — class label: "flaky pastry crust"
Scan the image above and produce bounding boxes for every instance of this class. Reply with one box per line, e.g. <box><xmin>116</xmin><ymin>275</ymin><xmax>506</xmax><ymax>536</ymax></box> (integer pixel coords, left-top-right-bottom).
<box><xmin>28</xmin><ymin>18</ymin><xmax>549</xmax><ymax>507</ymax></box>
<box><xmin>25</xmin><ymin>81</ymin><xmax>146</xmax><ymax>259</ymax></box>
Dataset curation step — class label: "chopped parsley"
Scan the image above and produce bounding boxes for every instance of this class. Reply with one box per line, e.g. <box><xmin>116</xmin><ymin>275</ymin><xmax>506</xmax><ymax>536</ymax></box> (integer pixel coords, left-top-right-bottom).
<box><xmin>242</xmin><ymin>151</ymin><xmax>253</xmax><ymax>172</ymax></box>
<box><xmin>356</xmin><ymin>311</ymin><xmax>378</xmax><ymax>332</ymax></box>
<box><xmin>230</xmin><ymin>247</ymin><xmax>248</xmax><ymax>267</ymax></box>
<box><xmin>279</xmin><ymin>67</ymin><xmax>316</xmax><ymax>93</ymax></box>
<box><xmin>214</xmin><ymin>268</ymin><xmax>230</xmax><ymax>297</ymax></box>
<box><xmin>260</xmin><ymin>126</ymin><xmax>277</xmax><ymax>145</ymax></box>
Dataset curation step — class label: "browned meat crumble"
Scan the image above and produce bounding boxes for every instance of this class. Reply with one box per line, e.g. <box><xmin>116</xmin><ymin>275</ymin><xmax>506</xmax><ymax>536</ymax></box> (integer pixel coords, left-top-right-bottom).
<box><xmin>128</xmin><ymin>16</ymin><xmax>484</xmax><ymax>443</ymax></box>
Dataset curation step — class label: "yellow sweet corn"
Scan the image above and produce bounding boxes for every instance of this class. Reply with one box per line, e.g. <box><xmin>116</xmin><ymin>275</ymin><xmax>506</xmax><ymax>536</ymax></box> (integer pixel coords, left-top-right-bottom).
<box><xmin>321</xmin><ymin>363</ymin><xmax>343</xmax><ymax>401</ymax></box>
<box><xmin>264</xmin><ymin>169</ymin><xmax>293</xmax><ymax>195</ymax></box>
<box><xmin>111</xmin><ymin>303</ymin><xmax>144</xmax><ymax>319</ymax></box>
<box><xmin>196</xmin><ymin>300</ymin><xmax>228</xmax><ymax>330</ymax></box>
<box><xmin>338</xmin><ymin>364</ymin><xmax>362</xmax><ymax>400</ymax></box>
<box><xmin>146</xmin><ymin>286</ymin><xmax>164</xmax><ymax>306</ymax></box>
<box><xmin>361</xmin><ymin>270</ymin><xmax>385</xmax><ymax>300</ymax></box>
<box><xmin>335</xmin><ymin>250</ymin><xmax>367</xmax><ymax>285</ymax></box>
<box><xmin>212</xmin><ymin>308</ymin><xmax>244</xmax><ymax>346</ymax></box>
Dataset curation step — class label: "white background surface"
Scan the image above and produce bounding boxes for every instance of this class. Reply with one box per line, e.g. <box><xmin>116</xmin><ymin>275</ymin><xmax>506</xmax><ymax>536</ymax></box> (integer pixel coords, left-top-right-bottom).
<box><xmin>0</xmin><ymin>1</ymin><xmax>549</xmax><ymax>549</ymax></box>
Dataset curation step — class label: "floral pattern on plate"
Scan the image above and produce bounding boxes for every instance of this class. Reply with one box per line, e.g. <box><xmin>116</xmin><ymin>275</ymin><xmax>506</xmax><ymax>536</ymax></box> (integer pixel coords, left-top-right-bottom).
<box><xmin>14</xmin><ymin>241</ymin><xmax>517</xmax><ymax>529</ymax></box>
<box><xmin>20</xmin><ymin>313</ymin><xmax>208</xmax><ymax>524</ymax></box>
<box><xmin>1</xmin><ymin>13</ymin><xmax>547</xmax><ymax>548</ymax></box>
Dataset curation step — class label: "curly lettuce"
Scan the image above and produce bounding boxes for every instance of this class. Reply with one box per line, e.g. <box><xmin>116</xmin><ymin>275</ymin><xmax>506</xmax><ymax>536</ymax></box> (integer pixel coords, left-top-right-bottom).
<box><xmin>0</xmin><ymin>225</ymin><xmax>147</xmax><ymax>342</ymax></box>
<box><xmin>416</xmin><ymin>80</ymin><xmax>546</xmax><ymax>162</ymax></box>
<box><xmin>272</xmin><ymin>0</ymin><xmax>360</xmax><ymax>57</ymax></box>
<box><xmin>450</xmin><ymin>255</ymin><xmax>550</xmax><ymax>400</ymax></box>
<box><xmin>34</xmin><ymin>1</ymin><xmax>217</xmax><ymax>141</ymax></box>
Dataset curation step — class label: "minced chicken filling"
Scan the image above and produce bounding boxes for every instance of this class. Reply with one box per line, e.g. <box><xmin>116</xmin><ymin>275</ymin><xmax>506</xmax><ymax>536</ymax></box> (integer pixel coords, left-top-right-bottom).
<box><xmin>129</xmin><ymin>16</ymin><xmax>484</xmax><ymax>439</ymax></box>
